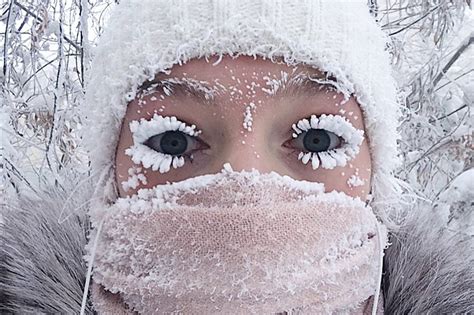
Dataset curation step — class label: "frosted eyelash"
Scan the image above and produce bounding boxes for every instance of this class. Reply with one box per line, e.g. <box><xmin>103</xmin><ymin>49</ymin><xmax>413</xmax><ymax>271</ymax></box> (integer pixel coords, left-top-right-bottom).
<box><xmin>292</xmin><ymin>114</ymin><xmax>364</xmax><ymax>170</ymax></box>
<box><xmin>125</xmin><ymin>114</ymin><xmax>202</xmax><ymax>173</ymax></box>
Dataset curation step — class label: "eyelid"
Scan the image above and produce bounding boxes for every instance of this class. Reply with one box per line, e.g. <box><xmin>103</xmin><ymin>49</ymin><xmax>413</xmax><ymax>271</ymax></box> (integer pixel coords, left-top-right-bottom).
<box><xmin>291</xmin><ymin>129</ymin><xmax>343</xmax><ymax>152</ymax></box>
<box><xmin>291</xmin><ymin>114</ymin><xmax>363</xmax><ymax>145</ymax></box>
<box><xmin>129</xmin><ymin>114</ymin><xmax>201</xmax><ymax>145</ymax></box>
<box><xmin>144</xmin><ymin>131</ymin><xmax>208</xmax><ymax>156</ymax></box>
<box><xmin>125</xmin><ymin>114</ymin><xmax>204</xmax><ymax>173</ymax></box>
<box><xmin>287</xmin><ymin>114</ymin><xmax>364</xmax><ymax>170</ymax></box>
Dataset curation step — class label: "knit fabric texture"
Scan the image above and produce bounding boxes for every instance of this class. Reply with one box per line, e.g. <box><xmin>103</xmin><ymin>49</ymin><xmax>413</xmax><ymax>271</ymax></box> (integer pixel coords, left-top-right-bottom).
<box><xmin>87</xmin><ymin>170</ymin><xmax>387</xmax><ymax>313</ymax></box>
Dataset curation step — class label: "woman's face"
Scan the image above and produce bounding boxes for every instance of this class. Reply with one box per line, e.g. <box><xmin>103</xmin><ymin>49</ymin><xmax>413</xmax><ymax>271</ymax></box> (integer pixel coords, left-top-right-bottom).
<box><xmin>115</xmin><ymin>56</ymin><xmax>371</xmax><ymax>199</ymax></box>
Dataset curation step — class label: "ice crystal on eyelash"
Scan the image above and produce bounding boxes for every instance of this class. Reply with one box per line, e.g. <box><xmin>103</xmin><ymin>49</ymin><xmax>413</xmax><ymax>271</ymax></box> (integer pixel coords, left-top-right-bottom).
<box><xmin>125</xmin><ymin>114</ymin><xmax>200</xmax><ymax>173</ymax></box>
<box><xmin>311</xmin><ymin>153</ymin><xmax>320</xmax><ymax>169</ymax></box>
<box><xmin>292</xmin><ymin>114</ymin><xmax>364</xmax><ymax>170</ymax></box>
<box><xmin>121</xmin><ymin>166</ymin><xmax>148</xmax><ymax>191</ymax></box>
<box><xmin>319</xmin><ymin>151</ymin><xmax>338</xmax><ymax>169</ymax></box>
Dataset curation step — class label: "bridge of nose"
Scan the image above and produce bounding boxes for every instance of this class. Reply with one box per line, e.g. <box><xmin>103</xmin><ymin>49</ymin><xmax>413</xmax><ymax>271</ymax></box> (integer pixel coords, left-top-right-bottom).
<box><xmin>214</xmin><ymin>131</ymin><xmax>289</xmax><ymax>175</ymax></box>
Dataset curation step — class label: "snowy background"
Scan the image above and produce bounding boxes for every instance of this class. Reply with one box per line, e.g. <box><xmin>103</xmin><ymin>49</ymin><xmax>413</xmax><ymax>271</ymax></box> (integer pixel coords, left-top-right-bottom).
<box><xmin>1</xmin><ymin>0</ymin><xmax>473</xmax><ymax>233</ymax></box>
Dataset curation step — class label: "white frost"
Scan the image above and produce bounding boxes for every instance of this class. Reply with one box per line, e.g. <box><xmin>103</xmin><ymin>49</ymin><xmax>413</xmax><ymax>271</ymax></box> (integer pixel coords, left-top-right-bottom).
<box><xmin>347</xmin><ymin>175</ymin><xmax>365</xmax><ymax>188</ymax></box>
<box><xmin>121</xmin><ymin>167</ymin><xmax>148</xmax><ymax>191</ymax></box>
<box><xmin>243</xmin><ymin>102</ymin><xmax>256</xmax><ymax>132</ymax></box>
<box><xmin>261</xmin><ymin>71</ymin><xmax>289</xmax><ymax>95</ymax></box>
<box><xmin>292</xmin><ymin>114</ymin><xmax>364</xmax><ymax>170</ymax></box>
<box><xmin>125</xmin><ymin>114</ymin><xmax>201</xmax><ymax>173</ymax></box>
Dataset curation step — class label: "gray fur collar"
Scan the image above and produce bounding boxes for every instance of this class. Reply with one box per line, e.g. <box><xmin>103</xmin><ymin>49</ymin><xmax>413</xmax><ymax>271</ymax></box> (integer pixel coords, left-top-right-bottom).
<box><xmin>1</xmin><ymin>181</ymin><xmax>473</xmax><ymax>314</ymax></box>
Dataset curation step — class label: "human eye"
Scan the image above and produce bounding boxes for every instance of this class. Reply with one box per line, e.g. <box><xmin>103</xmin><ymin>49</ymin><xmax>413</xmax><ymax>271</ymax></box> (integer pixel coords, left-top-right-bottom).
<box><xmin>125</xmin><ymin>114</ymin><xmax>208</xmax><ymax>173</ymax></box>
<box><xmin>284</xmin><ymin>114</ymin><xmax>364</xmax><ymax>170</ymax></box>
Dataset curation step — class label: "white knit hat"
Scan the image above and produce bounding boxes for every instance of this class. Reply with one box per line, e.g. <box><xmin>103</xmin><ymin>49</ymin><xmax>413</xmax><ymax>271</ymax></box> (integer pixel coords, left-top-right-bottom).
<box><xmin>84</xmin><ymin>0</ymin><xmax>403</xmax><ymax>221</ymax></box>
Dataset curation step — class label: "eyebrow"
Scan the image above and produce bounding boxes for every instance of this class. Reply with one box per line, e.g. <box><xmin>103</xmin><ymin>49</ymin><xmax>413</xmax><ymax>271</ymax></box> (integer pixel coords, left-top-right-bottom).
<box><xmin>136</xmin><ymin>71</ymin><xmax>341</xmax><ymax>105</ymax></box>
<box><xmin>269</xmin><ymin>72</ymin><xmax>341</xmax><ymax>98</ymax></box>
<box><xmin>138</xmin><ymin>77</ymin><xmax>221</xmax><ymax>106</ymax></box>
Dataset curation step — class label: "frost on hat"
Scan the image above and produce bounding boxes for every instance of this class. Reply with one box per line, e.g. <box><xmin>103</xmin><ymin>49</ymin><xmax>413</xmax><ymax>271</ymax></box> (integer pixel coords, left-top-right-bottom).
<box><xmin>84</xmin><ymin>0</ymin><xmax>403</xmax><ymax>222</ymax></box>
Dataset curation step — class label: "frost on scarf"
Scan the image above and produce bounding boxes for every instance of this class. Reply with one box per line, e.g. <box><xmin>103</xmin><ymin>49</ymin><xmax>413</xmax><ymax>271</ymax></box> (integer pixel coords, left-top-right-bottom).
<box><xmin>87</xmin><ymin>167</ymin><xmax>387</xmax><ymax>314</ymax></box>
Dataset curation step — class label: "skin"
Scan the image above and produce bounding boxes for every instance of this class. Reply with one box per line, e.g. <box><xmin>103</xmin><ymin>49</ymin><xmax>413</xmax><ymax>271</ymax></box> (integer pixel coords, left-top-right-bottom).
<box><xmin>115</xmin><ymin>55</ymin><xmax>372</xmax><ymax>199</ymax></box>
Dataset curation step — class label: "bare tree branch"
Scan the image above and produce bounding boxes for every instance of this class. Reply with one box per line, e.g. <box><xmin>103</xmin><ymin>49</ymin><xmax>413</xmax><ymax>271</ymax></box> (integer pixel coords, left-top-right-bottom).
<box><xmin>13</xmin><ymin>0</ymin><xmax>82</xmax><ymax>52</ymax></box>
<box><xmin>432</xmin><ymin>33</ymin><xmax>474</xmax><ymax>87</ymax></box>
<box><xmin>3</xmin><ymin>0</ymin><xmax>15</xmax><ymax>82</ymax></box>
<box><xmin>45</xmin><ymin>0</ymin><xmax>65</xmax><ymax>170</ymax></box>
<box><xmin>435</xmin><ymin>104</ymin><xmax>468</xmax><ymax>121</ymax></box>
<box><xmin>389</xmin><ymin>4</ymin><xmax>441</xmax><ymax>36</ymax></box>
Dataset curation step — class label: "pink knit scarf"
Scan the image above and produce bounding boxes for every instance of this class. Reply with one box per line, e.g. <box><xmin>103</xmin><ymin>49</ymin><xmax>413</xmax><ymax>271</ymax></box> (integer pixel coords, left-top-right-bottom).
<box><xmin>88</xmin><ymin>170</ymin><xmax>386</xmax><ymax>314</ymax></box>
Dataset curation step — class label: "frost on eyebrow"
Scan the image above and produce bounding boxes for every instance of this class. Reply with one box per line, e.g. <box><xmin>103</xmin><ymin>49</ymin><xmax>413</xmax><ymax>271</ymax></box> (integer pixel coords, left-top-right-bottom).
<box><xmin>261</xmin><ymin>70</ymin><xmax>289</xmax><ymax>95</ymax></box>
<box><xmin>135</xmin><ymin>77</ymin><xmax>227</xmax><ymax>104</ymax></box>
<box><xmin>260</xmin><ymin>70</ymin><xmax>351</xmax><ymax>105</ymax></box>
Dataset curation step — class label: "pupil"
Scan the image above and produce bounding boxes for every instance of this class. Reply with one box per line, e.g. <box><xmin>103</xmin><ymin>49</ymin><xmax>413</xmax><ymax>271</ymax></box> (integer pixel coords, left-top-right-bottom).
<box><xmin>303</xmin><ymin>129</ymin><xmax>330</xmax><ymax>152</ymax></box>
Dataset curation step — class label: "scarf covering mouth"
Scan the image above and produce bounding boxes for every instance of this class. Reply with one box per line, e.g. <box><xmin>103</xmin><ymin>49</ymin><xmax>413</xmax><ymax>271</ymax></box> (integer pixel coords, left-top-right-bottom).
<box><xmin>87</xmin><ymin>168</ymin><xmax>387</xmax><ymax>314</ymax></box>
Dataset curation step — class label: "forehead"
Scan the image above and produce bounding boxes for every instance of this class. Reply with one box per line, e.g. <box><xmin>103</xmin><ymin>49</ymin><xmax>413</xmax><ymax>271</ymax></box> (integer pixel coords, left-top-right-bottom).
<box><xmin>128</xmin><ymin>55</ymin><xmax>364</xmax><ymax>130</ymax></box>
<box><xmin>165</xmin><ymin>55</ymin><xmax>322</xmax><ymax>80</ymax></box>
<box><xmin>135</xmin><ymin>55</ymin><xmax>345</xmax><ymax>108</ymax></box>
